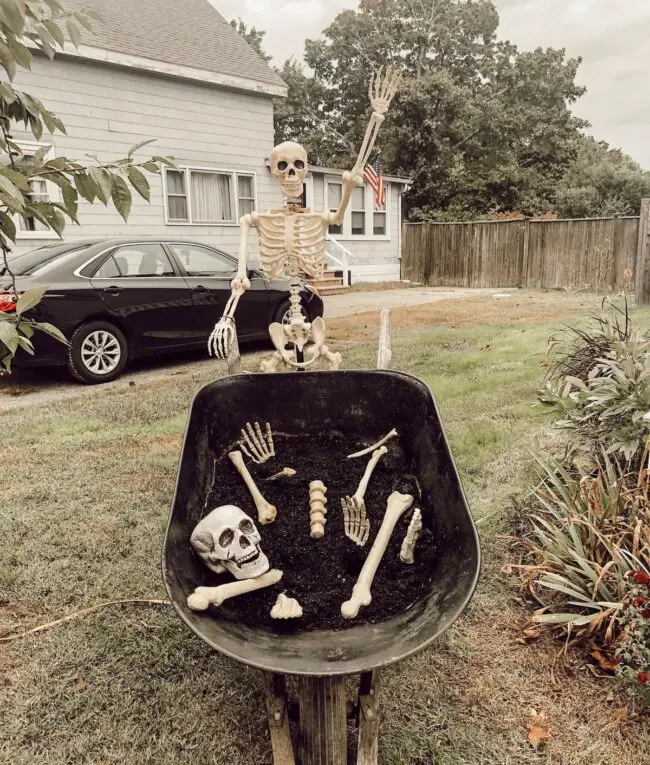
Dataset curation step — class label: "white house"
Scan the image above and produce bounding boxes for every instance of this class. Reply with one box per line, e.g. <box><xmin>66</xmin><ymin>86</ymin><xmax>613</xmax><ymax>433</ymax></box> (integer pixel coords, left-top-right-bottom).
<box><xmin>11</xmin><ymin>0</ymin><xmax>409</xmax><ymax>287</ymax></box>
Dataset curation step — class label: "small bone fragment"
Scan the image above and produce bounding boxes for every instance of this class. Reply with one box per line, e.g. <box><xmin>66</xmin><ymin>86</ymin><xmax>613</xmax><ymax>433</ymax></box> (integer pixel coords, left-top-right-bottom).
<box><xmin>347</xmin><ymin>429</ymin><xmax>398</xmax><ymax>459</ymax></box>
<box><xmin>309</xmin><ymin>480</ymin><xmax>328</xmax><ymax>539</ymax></box>
<box><xmin>341</xmin><ymin>491</ymin><xmax>414</xmax><ymax>619</ymax></box>
<box><xmin>187</xmin><ymin>569</ymin><xmax>283</xmax><ymax>611</ymax></box>
<box><xmin>266</xmin><ymin>467</ymin><xmax>297</xmax><ymax>482</ymax></box>
<box><xmin>271</xmin><ymin>593</ymin><xmax>303</xmax><ymax>619</ymax></box>
<box><xmin>342</xmin><ymin>446</ymin><xmax>387</xmax><ymax>547</ymax></box>
<box><xmin>240</xmin><ymin>422</ymin><xmax>275</xmax><ymax>464</ymax></box>
<box><xmin>400</xmin><ymin>508</ymin><xmax>423</xmax><ymax>565</ymax></box>
<box><xmin>229</xmin><ymin>450</ymin><xmax>277</xmax><ymax>525</ymax></box>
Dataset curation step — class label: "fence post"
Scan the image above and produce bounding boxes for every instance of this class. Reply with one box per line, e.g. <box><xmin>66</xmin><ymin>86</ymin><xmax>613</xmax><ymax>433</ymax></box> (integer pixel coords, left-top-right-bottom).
<box><xmin>519</xmin><ymin>218</ymin><xmax>530</xmax><ymax>288</ymax></box>
<box><xmin>636</xmin><ymin>199</ymin><xmax>650</xmax><ymax>304</ymax></box>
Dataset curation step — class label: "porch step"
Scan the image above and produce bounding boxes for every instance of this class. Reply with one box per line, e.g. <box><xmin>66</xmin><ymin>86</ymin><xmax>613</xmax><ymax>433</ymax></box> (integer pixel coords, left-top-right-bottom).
<box><xmin>310</xmin><ymin>276</ymin><xmax>348</xmax><ymax>295</ymax></box>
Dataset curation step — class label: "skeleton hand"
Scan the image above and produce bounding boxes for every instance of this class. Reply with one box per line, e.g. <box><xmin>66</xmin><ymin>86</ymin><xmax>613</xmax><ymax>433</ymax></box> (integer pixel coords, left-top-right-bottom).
<box><xmin>208</xmin><ymin>282</ymin><xmax>247</xmax><ymax>359</ymax></box>
<box><xmin>341</xmin><ymin>496</ymin><xmax>370</xmax><ymax>548</ymax></box>
<box><xmin>369</xmin><ymin>66</ymin><xmax>401</xmax><ymax>116</ymax></box>
<box><xmin>208</xmin><ymin>316</ymin><xmax>236</xmax><ymax>359</ymax></box>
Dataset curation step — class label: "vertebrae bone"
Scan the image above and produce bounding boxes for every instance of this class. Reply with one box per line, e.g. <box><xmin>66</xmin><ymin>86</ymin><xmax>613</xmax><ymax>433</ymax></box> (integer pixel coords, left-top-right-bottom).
<box><xmin>309</xmin><ymin>480</ymin><xmax>328</xmax><ymax>539</ymax></box>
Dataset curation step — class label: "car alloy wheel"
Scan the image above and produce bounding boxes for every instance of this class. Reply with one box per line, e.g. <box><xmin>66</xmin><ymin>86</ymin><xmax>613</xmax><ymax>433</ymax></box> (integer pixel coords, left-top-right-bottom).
<box><xmin>80</xmin><ymin>329</ymin><xmax>122</xmax><ymax>375</ymax></box>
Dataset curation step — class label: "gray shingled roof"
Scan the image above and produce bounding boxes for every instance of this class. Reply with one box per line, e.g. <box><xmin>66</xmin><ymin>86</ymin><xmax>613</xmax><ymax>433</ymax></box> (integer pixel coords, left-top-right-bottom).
<box><xmin>65</xmin><ymin>0</ymin><xmax>285</xmax><ymax>89</ymax></box>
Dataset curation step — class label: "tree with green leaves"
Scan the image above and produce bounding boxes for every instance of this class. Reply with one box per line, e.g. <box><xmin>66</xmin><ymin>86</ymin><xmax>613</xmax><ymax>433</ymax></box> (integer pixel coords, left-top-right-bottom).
<box><xmin>0</xmin><ymin>0</ymin><xmax>173</xmax><ymax>373</ymax></box>
<box><xmin>230</xmin><ymin>17</ymin><xmax>272</xmax><ymax>63</ymax></box>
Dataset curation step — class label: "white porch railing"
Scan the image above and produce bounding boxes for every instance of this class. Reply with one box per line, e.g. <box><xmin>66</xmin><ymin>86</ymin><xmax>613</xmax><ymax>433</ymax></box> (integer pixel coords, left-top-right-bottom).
<box><xmin>325</xmin><ymin>235</ymin><xmax>352</xmax><ymax>287</ymax></box>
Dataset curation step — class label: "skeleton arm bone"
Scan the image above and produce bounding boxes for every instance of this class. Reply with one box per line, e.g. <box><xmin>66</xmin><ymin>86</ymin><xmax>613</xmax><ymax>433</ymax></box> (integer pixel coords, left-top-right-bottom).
<box><xmin>208</xmin><ymin>214</ymin><xmax>255</xmax><ymax>358</ymax></box>
<box><xmin>329</xmin><ymin>68</ymin><xmax>401</xmax><ymax>226</ymax></box>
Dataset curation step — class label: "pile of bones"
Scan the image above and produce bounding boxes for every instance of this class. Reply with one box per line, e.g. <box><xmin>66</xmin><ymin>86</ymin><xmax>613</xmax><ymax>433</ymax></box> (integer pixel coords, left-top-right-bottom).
<box><xmin>187</xmin><ymin>423</ymin><xmax>424</xmax><ymax>621</ymax></box>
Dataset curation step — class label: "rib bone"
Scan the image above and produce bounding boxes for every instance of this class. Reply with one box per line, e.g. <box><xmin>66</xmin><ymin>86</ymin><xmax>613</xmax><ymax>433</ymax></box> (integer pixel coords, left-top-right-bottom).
<box><xmin>341</xmin><ymin>491</ymin><xmax>414</xmax><ymax>619</ymax></box>
<box><xmin>266</xmin><ymin>467</ymin><xmax>297</xmax><ymax>482</ymax></box>
<box><xmin>240</xmin><ymin>422</ymin><xmax>275</xmax><ymax>464</ymax></box>
<box><xmin>228</xmin><ymin>450</ymin><xmax>277</xmax><ymax>525</ymax></box>
<box><xmin>400</xmin><ymin>508</ymin><xmax>423</xmax><ymax>565</ymax></box>
<box><xmin>187</xmin><ymin>569</ymin><xmax>283</xmax><ymax>611</ymax></box>
<box><xmin>342</xmin><ymin>446</ymin><xmax>387</xmax><ymax>547</ymax></box>
<box><xmin>347</xmin><ymin>429</ymin><xmax>398</xmax><ymax>459</ymax></box>
<box><xmin>271</xmin><ymin>593</ymin><xmax>303</xmax><ymax>620</ymax></box>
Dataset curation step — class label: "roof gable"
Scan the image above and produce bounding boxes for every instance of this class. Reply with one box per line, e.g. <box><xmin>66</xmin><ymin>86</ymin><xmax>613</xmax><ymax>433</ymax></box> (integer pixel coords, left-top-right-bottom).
<box><xmin>64</xmin><ymin>0</ymin><xmax>285</xmax><ymax>94</ymax></box>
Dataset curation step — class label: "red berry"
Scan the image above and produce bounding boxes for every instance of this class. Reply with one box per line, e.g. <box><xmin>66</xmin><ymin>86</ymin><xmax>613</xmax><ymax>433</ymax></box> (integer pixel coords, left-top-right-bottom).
<box><xmin>638</xmin><ymin>672</ymin><xmax>649</xmax><ymax>685</ymax></box>
<box><xmin>634</xmin><ymin>572</ymin><xmax>650</xmax><ymax>585</ymax></box>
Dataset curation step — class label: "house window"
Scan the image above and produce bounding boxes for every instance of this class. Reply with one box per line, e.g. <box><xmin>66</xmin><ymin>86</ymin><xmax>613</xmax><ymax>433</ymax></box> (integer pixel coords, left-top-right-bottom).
<box><xmin>238</xmin><ymin>175</ymin><xmax>255</xmax><ymax>217</ymax></box>
<box><xmin>373</xmin><ymin>198</ymin><xmax>387</xmax><ymax>236</ymax></box>
<box><xmin>327</xmin><ymin>182</ymin><xmax>343</xmax><ymax>235</ymax></box>
<box><xmin>325</xmin><ymin>178</ymin><xmax>390</xmax><ymax>239</ymax></box>
<box><xmin>351</xmin><ymin>187</ymin><xmax>366</xmax><ymax>236</ymax></box>
<box><xmin>165</xmin><ymin>168</ymin><xmax>257</xmax><ymax>225</ymax></box>
<box><xmin>19</xmin><ymin>178</ymin><xmax>50</xmax><ymax>232</ymax></box>
<box><xmin>166</xmin><ymin>170</ymin><xmax>188</xmax><ymax>221</ymax></box>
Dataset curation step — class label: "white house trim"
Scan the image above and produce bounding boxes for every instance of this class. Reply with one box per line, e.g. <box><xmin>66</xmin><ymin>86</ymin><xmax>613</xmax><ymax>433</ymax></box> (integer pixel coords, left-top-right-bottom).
<box><xmin>58</xmin><ymin>44</ymin><xmax>288</xmax><ymax>98</ymax></box>
<box><xmin>13</xmin><ymin>141</ymin><xmax>60</xmax><ymax>241</ymax></box>
<box><xmin>325</xmin><ymin>176</ymin><xmax>391</xmax><ymax>243</ymax></box>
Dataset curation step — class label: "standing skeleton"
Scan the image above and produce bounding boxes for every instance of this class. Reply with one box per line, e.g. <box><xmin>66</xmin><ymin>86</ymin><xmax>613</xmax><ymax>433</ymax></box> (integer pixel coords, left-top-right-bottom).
<box><xmin>208</xmin><ymin>68</ymin><xmax>401</xmax><ymax>370</ymax></box>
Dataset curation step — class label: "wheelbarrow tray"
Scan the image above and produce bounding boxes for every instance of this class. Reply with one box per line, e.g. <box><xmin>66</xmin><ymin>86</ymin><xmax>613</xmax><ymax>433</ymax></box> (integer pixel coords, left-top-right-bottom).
<box><xmin>162</xmin><ymin>370</ymin><xmax>480</xmax><ymax>677</ymax></box>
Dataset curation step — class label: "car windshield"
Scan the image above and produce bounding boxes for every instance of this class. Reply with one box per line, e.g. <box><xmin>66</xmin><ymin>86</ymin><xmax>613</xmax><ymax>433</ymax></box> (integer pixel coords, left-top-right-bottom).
<box><xmin>4</xmin><ymin>243</ymin><xmax>91</xmax><ymax>276</ymax></box>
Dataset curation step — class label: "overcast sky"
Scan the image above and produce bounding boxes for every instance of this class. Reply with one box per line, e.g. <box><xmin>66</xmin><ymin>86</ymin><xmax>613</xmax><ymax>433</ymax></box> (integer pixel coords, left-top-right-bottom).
<box><xmin>212</xmin><ymin>0</ymin><xmax>650</xmax><ymax>169</ymax></box>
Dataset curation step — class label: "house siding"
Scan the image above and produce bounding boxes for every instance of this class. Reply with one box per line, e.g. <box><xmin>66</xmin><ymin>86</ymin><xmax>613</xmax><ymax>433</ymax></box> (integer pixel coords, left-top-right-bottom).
<box><xmin>11</xmin><ymin>55</ymin><xmax>404</xmax><ymax>282</ymax></box>
<box><xmin>11</xmin><ymin>55</ymin><xmax>283</xmax><ymax>262</ymax></box>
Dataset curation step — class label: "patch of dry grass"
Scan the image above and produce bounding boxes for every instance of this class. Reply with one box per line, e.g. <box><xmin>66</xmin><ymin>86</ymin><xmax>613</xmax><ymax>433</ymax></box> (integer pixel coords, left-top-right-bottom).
<box><xmin>2</xmin><ymin>293</ymin><xmax>650</xmax><ymax>764</ymax></box>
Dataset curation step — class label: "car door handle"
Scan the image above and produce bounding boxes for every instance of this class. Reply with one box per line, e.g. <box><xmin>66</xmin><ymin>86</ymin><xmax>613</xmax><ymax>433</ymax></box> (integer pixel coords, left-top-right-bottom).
<box><xmin>193</xmin><ymin>285</ymin><xmax>209</xmax><ymax>294</ymax></box>
<box><xmin>103</xmin><ymin>286</ymin><xmax>122</xmax><ymax>296</ymax></box>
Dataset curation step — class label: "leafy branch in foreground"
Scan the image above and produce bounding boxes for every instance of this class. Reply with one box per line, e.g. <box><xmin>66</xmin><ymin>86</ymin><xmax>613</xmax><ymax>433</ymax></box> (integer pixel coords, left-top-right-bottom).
<box><xmin>0</xmin><ymin>0</ymin><xmax>174</xmax><ymax>372</ymax></box>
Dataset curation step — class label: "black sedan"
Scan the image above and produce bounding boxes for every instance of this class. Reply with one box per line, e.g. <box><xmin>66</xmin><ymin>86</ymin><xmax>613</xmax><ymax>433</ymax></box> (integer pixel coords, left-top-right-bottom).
<box><xmin>1</xmin><ymin>238</ymin><xmax>323</xmax><ymax>383</ymax></box>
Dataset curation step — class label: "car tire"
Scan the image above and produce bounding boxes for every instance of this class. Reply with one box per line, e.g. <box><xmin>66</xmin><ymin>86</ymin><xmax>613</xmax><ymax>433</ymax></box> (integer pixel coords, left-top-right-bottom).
<box><xmin>66</xmin><ymin>321</ymin><xmax>128</xmax><ymax>384</ymax></box>
<box><xmin>273</xmin><ymin>298</ymin><xmax>307</xmax><ymax>327</ymax></box>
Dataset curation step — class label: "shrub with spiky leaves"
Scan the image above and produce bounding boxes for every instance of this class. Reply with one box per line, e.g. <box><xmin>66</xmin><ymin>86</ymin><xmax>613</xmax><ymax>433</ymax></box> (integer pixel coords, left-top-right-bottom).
<box><xmin>539</xmin><ymin>301</ymin><xmax>650</xmax><ymax>465</ymax></box>
<box><xmin>0</xmin><ymin>0</ymin><xmax>174</xmax><ymax>372</ymax></box>
<box><xmin>518</xmin><ymin>451</ymin><xmax>650</xmax><ymax>643</ymax></box>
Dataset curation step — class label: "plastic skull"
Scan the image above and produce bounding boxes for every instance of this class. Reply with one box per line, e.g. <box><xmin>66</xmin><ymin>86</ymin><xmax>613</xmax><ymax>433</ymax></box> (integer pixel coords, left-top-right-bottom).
<box><xmin>270</xmin><ymin>141</ymin><xmax>308</xmax><ymax>200</ymax></box>
<box><xmin>190</xmin><ymin>505</ymin><xmax>270</xmax><ymax>581</ymax></box>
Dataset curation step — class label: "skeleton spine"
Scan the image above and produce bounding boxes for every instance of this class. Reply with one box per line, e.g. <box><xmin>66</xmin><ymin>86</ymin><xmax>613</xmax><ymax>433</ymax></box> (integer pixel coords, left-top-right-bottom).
<box><xmin>309</xmin><ymin>480</ymin><xmax>328</xmax><ymax>539</ymax></box>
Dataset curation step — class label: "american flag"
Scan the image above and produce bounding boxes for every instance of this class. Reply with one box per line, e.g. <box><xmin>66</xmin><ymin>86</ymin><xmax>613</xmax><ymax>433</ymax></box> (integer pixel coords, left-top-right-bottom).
<box><xmin>364</xmin><ymin>156</ymin><xmax>386</xmax><ymax>207</ymax></box>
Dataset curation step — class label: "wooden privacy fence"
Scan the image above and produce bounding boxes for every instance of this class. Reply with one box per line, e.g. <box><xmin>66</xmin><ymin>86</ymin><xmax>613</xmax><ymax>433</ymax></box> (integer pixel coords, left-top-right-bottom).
<box><xmin>402</xmin><ymin>216</ymin><xmax>640</xmax><ymax>291</ymax></box>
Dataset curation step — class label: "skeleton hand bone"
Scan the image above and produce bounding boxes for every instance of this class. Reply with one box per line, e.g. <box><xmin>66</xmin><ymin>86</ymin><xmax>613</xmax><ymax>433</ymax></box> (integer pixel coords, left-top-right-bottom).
<box><xmin>369</xmin><ymin>66</ymin><xmax>402</xmax><ymax>116</ymax></box>
<box><xmin>208</xmin><ymin>283</ymin><xmax>248</xmax><ymax>359</ymax></box>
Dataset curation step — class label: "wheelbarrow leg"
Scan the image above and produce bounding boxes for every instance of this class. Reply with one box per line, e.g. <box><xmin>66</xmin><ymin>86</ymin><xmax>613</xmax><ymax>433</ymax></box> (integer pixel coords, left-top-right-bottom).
<box><xmin>297</xmin><ymin>676</ymin><xmax>347</xmax><ymax>765</ymax></box>
<box><xmin>357</xmin><ymin>672</ymin><xmax>380</xmax><ymax>765</ymax></box>
<box><xmin>264</xmin><ymin>673</ymin><xmax>296</xmax><ymax>765</ymax></box>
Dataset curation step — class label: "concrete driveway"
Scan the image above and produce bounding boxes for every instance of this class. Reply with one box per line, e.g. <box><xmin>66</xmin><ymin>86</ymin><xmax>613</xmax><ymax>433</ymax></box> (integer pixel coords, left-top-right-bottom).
<box><xmin>0</xmin><ymin>286</ymin><xmax>501</xmax><ymax>410</ymax></box>
<box><xmin>323</xmin><ymin>286</ymin><xmax>498</xmax><ymax>317</ymax></box>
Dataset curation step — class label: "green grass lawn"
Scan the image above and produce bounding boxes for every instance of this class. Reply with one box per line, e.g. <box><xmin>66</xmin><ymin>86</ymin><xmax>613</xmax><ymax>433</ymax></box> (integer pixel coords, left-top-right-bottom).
<box><xmin>2</xmin><ymin>293</ymin><xmax>650</xmax><ymax>764</ymax></box>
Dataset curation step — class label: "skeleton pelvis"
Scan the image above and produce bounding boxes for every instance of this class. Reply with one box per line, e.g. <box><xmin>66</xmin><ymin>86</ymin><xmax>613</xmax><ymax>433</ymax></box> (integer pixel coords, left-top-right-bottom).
<box><xmin>268</xmin><ymin>316</ymin><xmax>327</xmax><ymax>366</ymax></box>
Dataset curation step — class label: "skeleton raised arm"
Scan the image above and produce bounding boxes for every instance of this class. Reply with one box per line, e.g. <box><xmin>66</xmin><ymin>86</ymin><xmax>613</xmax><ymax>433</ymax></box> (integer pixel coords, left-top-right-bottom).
<box><xmin>330</xmin><ymin>67</ymin><xmax>402</xmax><ymax>226</ymax></box>
<box><xmin>208</xmin><ymin>213</ymin><xmax>255</xmax><ymax>359</ymax></box>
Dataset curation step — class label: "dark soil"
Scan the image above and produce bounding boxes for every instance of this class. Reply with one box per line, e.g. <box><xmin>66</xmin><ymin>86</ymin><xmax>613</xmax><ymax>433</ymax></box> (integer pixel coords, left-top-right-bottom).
<box><xmin>203</xmin><ymin>430</ymin><xmax>436</xmax><ymax>633</ymax></box>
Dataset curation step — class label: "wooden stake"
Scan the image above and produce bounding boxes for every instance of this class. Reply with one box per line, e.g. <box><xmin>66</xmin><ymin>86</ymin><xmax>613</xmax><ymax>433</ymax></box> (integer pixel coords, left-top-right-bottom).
<box><xmin>377</xmin><ymin>309</ymin><xmax>392</xmax><ymax>370</ymax></box>
<box><xmin>227</xmin><ymin>324</ymin><xmax>243</xmax><ymax>375</ymax></box>
<box><xmin>357</xmin><ymin>672</ymin><xmax>380</xmax><ymax>765</ymax></box>
<box><xmin>264</xmin><ymin>673</ymin><xmax>296</xmax><ymax>765</ymax></box>
<box><xmin>636</xmin><ymin>198</ymin><xmax>650</xmax><ymax>305</ymax></box>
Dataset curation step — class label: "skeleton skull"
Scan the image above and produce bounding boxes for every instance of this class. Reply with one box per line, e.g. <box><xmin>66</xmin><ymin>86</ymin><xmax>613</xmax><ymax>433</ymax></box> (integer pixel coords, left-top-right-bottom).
<box><xmin>270</xmin><ymin>141</ymin><xmax>308</xmax><ymax>200</ymax></box>
<box><xmin>190</xmin><ymin>505</ymin><xmax>270</xmax><ymax>581</ymax></box>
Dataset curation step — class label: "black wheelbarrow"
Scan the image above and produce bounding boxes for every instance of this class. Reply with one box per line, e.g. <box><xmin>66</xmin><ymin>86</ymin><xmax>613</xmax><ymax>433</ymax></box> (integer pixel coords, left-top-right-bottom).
<box><xmin>163</xmin><ymin>369</ymin><xmax>480</xmax><ymax>764</ymax></box>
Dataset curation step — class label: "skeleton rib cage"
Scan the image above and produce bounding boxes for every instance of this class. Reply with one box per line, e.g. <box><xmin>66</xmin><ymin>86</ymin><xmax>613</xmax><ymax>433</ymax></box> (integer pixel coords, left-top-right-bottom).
<box><xmin>252</xmin><ymin>211</ymin><xmax>329</xmax><ymax>283</ymax></box>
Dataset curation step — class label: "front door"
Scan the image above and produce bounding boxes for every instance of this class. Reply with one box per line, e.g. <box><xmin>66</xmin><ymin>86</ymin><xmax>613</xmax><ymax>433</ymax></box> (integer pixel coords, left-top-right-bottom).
<box><xmin>165</xmin><ymin>243</ymin><xmax>270</xmax><ymax>341</ymax></box>
<box><xmin>90</xmin><ymin>242</ymin><xmax>195</xmax><ymax>353</ymax></box>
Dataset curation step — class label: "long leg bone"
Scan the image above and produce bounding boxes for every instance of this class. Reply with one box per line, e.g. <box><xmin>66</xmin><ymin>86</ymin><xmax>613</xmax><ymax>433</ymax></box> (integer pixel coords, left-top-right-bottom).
<box><xmin>187</xmin><ymin>569</ymin><xmax>283</xmax><ymax>611</ymax></box>
<box><xmin>400</xmin><ymin>508</ymin><xmax>423</xmax><ymax>565</ymax></box>
<box><xmin>341</xmin><ymin>491</ymin><xmax>414</xmax><ymax>619</ymax></box>
<box><xmin>240</xmin><ymin>422</ymin><xmax>275</xmax><ymax>464</ymax></box>
<box><xmin>271</xmin><ymin>593</ymin><xmax>303</xmax><ymax>620</ymax></box>
<box><xmin>347</xmin><ymin>428</ymin><xmax>398</xmax><ymax>459</ymax></box>
<box><xmin>309</xmin><ymin>480</ymin><xmax>328</xmax><ymax>539</ymax></box>
<box><xmin>266</xmin><ymin>467</ymin><xmax>297</xmax><ymax>482</ymax></box>
<box><xmin>342</xmin><ymin>446</ymin><xmax>387</xmax><ymax>547</ymax></box>
<box><xmin>228</xmin><ymin>450</ymin><xmax>277</xmax><ymax>525</ymax></box>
